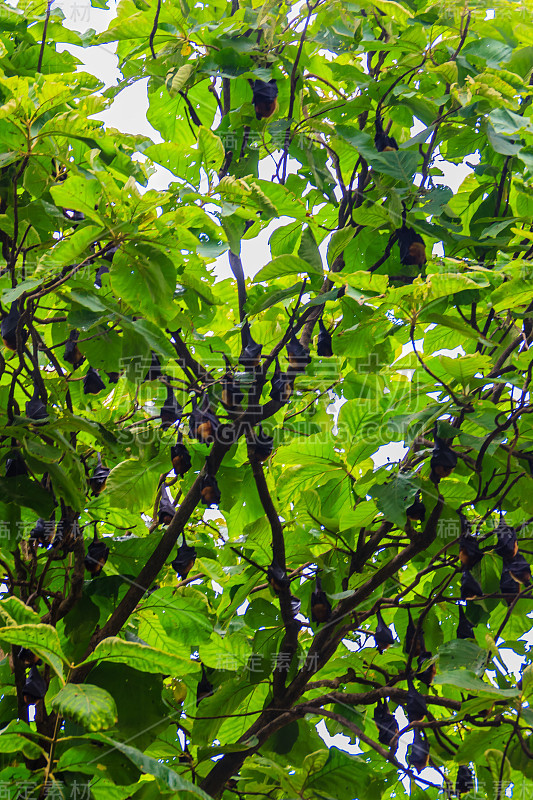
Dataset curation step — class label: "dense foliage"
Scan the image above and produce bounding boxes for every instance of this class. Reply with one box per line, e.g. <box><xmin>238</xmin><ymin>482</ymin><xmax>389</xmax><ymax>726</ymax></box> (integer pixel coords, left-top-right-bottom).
<box><xmin>1</xmin><ymin>0</ymin><xmax>533</xmax><ymax>798</ymax></box>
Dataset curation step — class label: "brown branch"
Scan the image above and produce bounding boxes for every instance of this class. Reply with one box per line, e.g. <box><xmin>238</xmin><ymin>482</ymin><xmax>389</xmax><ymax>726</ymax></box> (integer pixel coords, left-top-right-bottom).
<box><xmin>37</xmin><ymin>0</ymin><xmax>53</xmax><ymax>72</ymax></box>
<box><xmin>200</xmin><ymin>493</ymin><xmax>444</xmax><ymax>797</ymax></box>
<box><xmin>70</xmin><ymin>439</ymin><xmax>231</xmax><ymax>683</ymax></box>
<box><xmin>228</xmin><ymin>251</ymin><xmax>247</xmax><ymax>323</ymax></box>
<box><xmin>279</xmin><ymin>0</ymin><xmax>322</xmax><ymax>184</ymax></box>
<box><xmin>41</xmin><ymin>536</ymin><xmax>85</xmax><ymax>625</ymax></box>
<box><xmin>248</xmin><ymin>449</ymin><xmax>300</xmax><ymax>696</ymax></box>
<box><xmin>149</xmin><ymin>0</ymin><xmax>162</xmax><ymax>58</ymax></box>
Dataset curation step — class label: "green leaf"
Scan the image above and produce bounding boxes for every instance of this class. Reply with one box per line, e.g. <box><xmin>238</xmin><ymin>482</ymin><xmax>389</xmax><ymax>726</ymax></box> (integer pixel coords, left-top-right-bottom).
<box><xmin>521</xmin><ymin>664</ymin><xmax>533</xmax><ymax>699</ymax></box>
<box><xmin>327</xmin><ymin>227</ymin><xmax>355</xmax><ymax>267</ymax></box>
<box><xmin>165</xmin><ymin>64</ymin><xmax>194</xmax><ymax>95</ymax></box>
<box><xmin>435</xmin><ymin>670</ymin><xmax>519</xmax><ymax>697</ymax></box>
<box><xmin>198</xmin><ymin>127</ymin><xmax>225</xmax><ymax>173</ymax></box>
<box><xmin>39</xmin><ymin>224</ymin><xmax>104</xmax><ymax>271</ymax></box>
<box><xmin>485</xmin><ymin>748</ymin><xmax>511</xmax><ymax>783</ymax></box>
<box><xmin>0</xmin><ymin>732</ymin><xmax>44</xmax><ymax>759</ymax></box>
<box><xmin>105</xmin><ymin>453</ymin><xmax>169</xmax><ymax>513</ymax></box>
<box><xmin>0</xmin><ymin>624</ymin><xmax>67</xmax><ymax>680</ymax></box>
<box><xmin>80</xmin><ymin>637</ymin><xmax>192</xmax><ymax>674</ymax></box>
<box><xmin>254</xmin><ymin>254</ymin><xmax>322</xmax><ymax>282</ymax></box>
<box><xmin>93</xmin><ymin>736</ymin><xmax>215</xmax><ymax>799</ymax></box>
<box><xmin>462</xmin><ymin>38</ymin><xmax>513</xmax><ymax>67</ymax></box>
<box><xmin>51</xmin><ymin>684</ymin><xmax>118</xmax><ymax>732</ymax></box>
<box><xmin>366</xmin><ymin>150</ymin><xmax>421</xmax><ymax>182</ymax></box>
<box><xmin>438</xmin><ymin>353</ymin><xmax>492</xmax><ymax>385</ymax></box>
<box><xmin>298</xmin><ymin>227</ymin><xmax>322</xmax><ymax>272</ymax></box>
<box><xmin>438</xmin><ymin>639</ymin><xmax>487</xmax><ymax>676</ymax></box>
<box><xmin>49</xmin><ymin>178</ymin><xmax>103</xmax><ymax>222</ymax></box>
<box><xmin>110</xmin><ymin>244</ymin><xmax>177</xmax><ymax>324</ymax></box>
<box><xmin>369</xmin><ymin>475</ymin><xmax>419</xmax><ymax>528</ymax></box>
<box><xmin>0</xmin><ymin>597</ymin><xmax>40</xmax><ymax>626</ymax></box>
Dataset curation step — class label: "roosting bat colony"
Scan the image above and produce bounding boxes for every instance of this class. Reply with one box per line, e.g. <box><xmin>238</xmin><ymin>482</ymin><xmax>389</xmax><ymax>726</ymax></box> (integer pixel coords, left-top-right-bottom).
<box><xmin>1</xmin><ymin>13</ymin><xmax>533</xmax><ymax>794</ymax></box>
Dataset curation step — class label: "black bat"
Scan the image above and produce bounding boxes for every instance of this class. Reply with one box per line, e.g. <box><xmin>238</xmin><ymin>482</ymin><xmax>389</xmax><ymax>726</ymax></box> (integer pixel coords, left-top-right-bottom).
<box><xmin>374</xmin><ymin>116</ymin><xmax>399</xmax><ymax>152</ymax></box>
<box><xmin>430</xmin><ymin>424</ymin><xmax>457</xmax><ymax>482</ymax></box>
<box><xmin>397</xmin><ymin>225</ymin><xmax>427</xmax><ymax>266</ymax></box>
<box><xmin>459</xmin><ymin>525</ymin><xmax>483</xmax><ymax>570</ymax></box>
<box><xmin>500</xmin><ymin>564</ymin><xmax>520</xmax><ymax>603</ymax></box>
<box><xmin>171</xmin><ymin>533</ymin><xmax>197</xmax><ymax>579</ymax></box>
<box><xmin>373</xmin><ymin>700</ymin><xmax>399</xmax><ymax>747</ymax></box>
<box><xmin>252</xmin><ymin>79</ymin><xmax>278</xmax><ymax>120</ymax></box>
<box><xmin>29</xmin><ymin>518</ymin><xmax>53</xmax><ymax>547</ymax></box>
<box><xmin>269</xmin><ymin>358</ymin><xmax>293</xmax><ymax>404</ymax></box>
<box><xmin>239</xmin><ymin>323</ymin><xmax>262</xmax><ymax>369</ymax></box>
<box><xmin>374</xmin><ymin>130</ymin><xmax>399</xmax><ymax>152</ymax></box>
<box><xmin>407</xmin><ymin>728</ymin><xmax>430</xmax><ymax>773</ymax></box>
<box><xmin>196</xmin><ymin>663</ymin><xmax>214</xmax><ymax>705</ymax></box>
<box><xmin>84</xmin><ymin>540</ymin><xmax>109</xmax><ymax>577</ymax></box>
<box><xmin>494</xmin><ymin>516</ymin><xmax>518</xmax><ymax>562</ymax></box>
<box><xmin>170</xmin><ymin>440</ymin><xmax>192</xmax><ymax>476</ymax></box>
<box><xmin>62</xmin><ymin>209</ymin><xmax>85</xmax><ymax>222</ymax></box>
<box><xmin>83</xmin><ymin>366</ymin><xmax>106</xmax><ymax>395</ymax></box>
<box><xmin>51</xmin><ymin>514</ymin><xmax>81</xmax><ymax>558</ymax></box>
<box><xmin>415</xmin><ymin>651</ymin><xmax>436</xmax><ymax>687</ymax></box>
<box><xmin>455</xmin><ymin>764</ymin><xmax>474</xmax><ymax>795</ymax></box>
<box><xmin>89</xmin><ymin>453</ymin><xmax>110</xmax><ymax>496</ymax></box>
<box><xmin>145</xmin><ymin>351</ymin><xmax>162</xmax><ymax>382</ymax></box>
<box><xmin>94</xmin><ymin>263</ymin><xmax>109</xmax><ymax>288</ymax></box>
<box><xmin>406</xmin><ymin>491</ymin><xmax>425</xmax><ymax>522</ymax></box>
<box><xmin>222</xmin><ymin>374</ymin><xmax>244</xmax><ymax>408</ymax></box>
<box><xmin>17</xmin><ymin>647</ymin><xmax>42</xmax><ymax>667</ymax></box>
<box><xmin>461</xmin><ymin>570</ymin><xmax>483</xmax><ymax>600</ymax></box>
<box><xmin>286</xmin><ymin>334</ymin><xmax>311</xmax><ymax>371</ymax></box>
<box><xmin>25</xmin><ymin>391</ymin><xmax>48</xmax><ymax>422</ymax></box>
<box><xmin>158</xmin><ymin>486</ymin><xmax>175</xmax><ymax>525</ymax></box>
<box><xmin>374</xmin><ymin>610</ymin><xmax>394</xmax><ymax>653</ymax></box>
<box><xmin>406</xmin><ymin>677</ymin><xmax>428</xmax><ymax>722</ymax></box>
<box><xmin>63</xmin><ymin>329</ymin><xmax>84</xmax><ymax>369</ymax></box>
<box><xmin>5</xmin><ymin>451</ymin><xmax>27</xmax><ymax>478</ymax></box>
<box><xmin>317</xmin><ymin>318</ymin><xmax>333</xmax><ymax>358</ymax></box>
<box><xmin>23</xmin><ymin>665</ymin><xmax>47</xmax><ymax>705</ymax></box>
<box><xmin>249</xmin><ymin>425</ymin><xmax>274</xmax><ymax>463</ymax></box>
<box><xmin>457</xmin><ymin>606</ymin><xmax>475</xmax><ymax>639</ymax></box>
<box><xmin>94</xmin><ymin>245</ymin><xmax>118</xmax><ymax>287</ymax></box>
<box><xmin>1</xmin><ymin>301</ymin><xmax>28</xmax><ymax>350</ymax></box>
<box><xmin>405</xmin><ymin>609</ymin><xmax>425</xmax><ymax>657</ymax></box>
<box><xmin>200</xmin><ymin>474</ymin><xmax>221</xmax><ymax>506</ymax></box>
<box><xmin>310</xmin><ymin>574</ymin><xmax>332</xmax><ymax>624</ymax></box>
<box><xmin>102</xmin><ymin>245</ymin><xmax>119</xmax><ymax>262</ymax></box>
<box><xmin>106</xmin><ymin>372</ymin><xmax>120</xmax><ymax>384</ymax></box>
<box><xmin>268</xmin><ymin>560</ymin><xmax>290</xmax><ymax>594</ymax></box>
<box><xmin>189</xmin><ymin>395</ymin><xmax>219</xmax><ymax>444</ymax></box>
<box><xmin>507</xmin><ymin>552</ymin><xmax>531</xmax><ymax>586</ymax></box>
<box><xmin>160</xmin><ymin>382</ymin><xmax>182</xmax><ymax>430</ymax></box>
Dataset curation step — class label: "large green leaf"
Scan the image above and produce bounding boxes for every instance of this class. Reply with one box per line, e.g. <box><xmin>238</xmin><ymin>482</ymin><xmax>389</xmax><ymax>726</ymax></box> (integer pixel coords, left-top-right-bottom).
<box><xmin>105</xmin><ymin>452</ymin><xmax>169</xmax><ymax>513</ymax></box>
<box><xmin>369</xmin><ymin>475</ymin><xmax>419</xmax><ymax>528</ymax></box>
<box><xmin>254</xmin><ymin>254</ymin><xmax>322</xmax><ymax>281</ymax></box>
<box><xmin>94</xmin><ymin>736</ymin><xmax>215</xmax><ymax>800</ymax></box>
<box><xmin>0</xmin><ymin>624</ymin><xmax>67</xmax><ymax>680</ymax></box>
<box><xmin>0</xmin><ymin>597</ymin><xmax>40</xmax><ymax>626</ymax></box>
<box><xmin>79</xmin><ymin>637</ymin><xmax>192</xmax><ymax>674</ymax></box>
<box><xmin>51</xmin><ymin>684</ymin><xmax>118</xmax><ymax>732</ymax></box>
<box><xmin>435</xmin><ymin>670</ymin><xmax>519</xmax><ymax>697</ymax></box>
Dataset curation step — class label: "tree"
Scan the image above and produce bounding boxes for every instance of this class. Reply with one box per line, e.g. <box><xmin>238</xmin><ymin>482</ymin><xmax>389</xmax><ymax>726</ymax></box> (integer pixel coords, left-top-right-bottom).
<box><xmin>1</xmin><ymin>0</ymin><xmax>533</xmax><ymax>797</ymax></box>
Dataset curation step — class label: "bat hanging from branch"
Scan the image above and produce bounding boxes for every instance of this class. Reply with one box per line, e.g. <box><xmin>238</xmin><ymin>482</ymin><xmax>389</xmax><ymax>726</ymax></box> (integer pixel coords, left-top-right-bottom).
<box><xmin>374</xmin><ymin>114</ymin><xmax>398</xmax><ymax>152</ymax></box>
<box><xmin>251</xmin><ymin>79</ymin><xmax>278</xmax><ymax>120</ymax></box>
<box><xmin>172</xmin><ymin>532</ymin><xmax>197</xmax><ymax>579</ymax></box>
<box><xmin>397</xmin><ymin>205</ymin><xmax>426</xmax><ymax>267</ymax></box>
